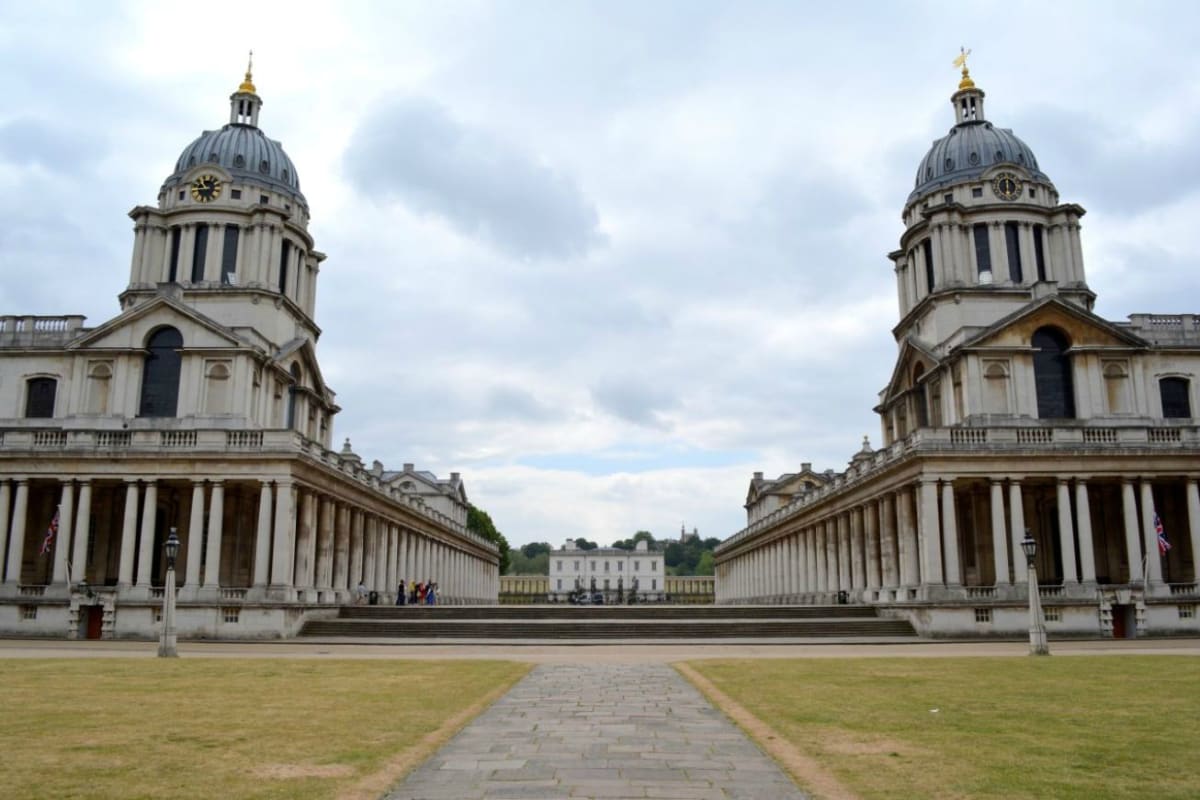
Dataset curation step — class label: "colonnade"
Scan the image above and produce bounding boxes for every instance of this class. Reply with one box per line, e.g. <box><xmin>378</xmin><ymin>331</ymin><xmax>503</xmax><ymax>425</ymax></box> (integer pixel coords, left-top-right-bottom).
<box><xmin>717</xmin><ymin>475</ymin><xmax>1200</xmax><ymax>604</ymax></box>
<box><xmin>0</xmin><ymin>475</ymin><xmax>499</xmax><ymax>605</ymax></box>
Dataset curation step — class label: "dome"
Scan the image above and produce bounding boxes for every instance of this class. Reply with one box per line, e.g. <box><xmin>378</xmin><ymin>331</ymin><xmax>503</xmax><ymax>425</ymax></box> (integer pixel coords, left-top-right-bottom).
<box><xmin>908</xmin><ymin>120</ymin><xmax>1049</xmax><ymax>204</ymax></box>
<box><xmin>165</xmin><ymin>123</ymin><xmax>304</xmax><ymax>202</ymax></box>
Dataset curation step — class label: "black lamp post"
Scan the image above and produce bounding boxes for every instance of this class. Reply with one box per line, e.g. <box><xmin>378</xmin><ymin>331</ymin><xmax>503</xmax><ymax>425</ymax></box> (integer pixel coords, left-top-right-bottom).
<box><xmin>157</xmin><ymin>528</ymin><xmax>180</xmax><ymax>658</ymax></box>
<box><xmin>1021</xmin><ymin>530</ymin><xmax>1049</xmax><ymax>656</ymax></box>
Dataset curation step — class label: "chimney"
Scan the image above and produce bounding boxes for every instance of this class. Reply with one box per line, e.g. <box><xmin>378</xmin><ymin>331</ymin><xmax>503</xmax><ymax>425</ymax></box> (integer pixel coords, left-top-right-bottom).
<box><xmin>403</xmin><ymin>462</ymin><xmax>414</xmax><ymax>472</ymax></box>
<box><xmin>753</xmin><ymin>471</ymin><xmax>763</xmax><ymax>480</ymax></box>
<box><xmin>801</xmin><ymin>462</ymin><xmax>811</xmax><ymax>472</ymax></box>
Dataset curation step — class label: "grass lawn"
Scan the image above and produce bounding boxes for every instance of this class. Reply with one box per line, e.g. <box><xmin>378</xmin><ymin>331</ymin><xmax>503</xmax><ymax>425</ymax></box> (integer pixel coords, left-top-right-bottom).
<box><xmin>0</xmin><ymin>658</ymin><xmax>529</xmax><ymax>799</ymax></box>
<box><xmin>685</xmin><ymin>656</ymin><xmax>1200</xmax><ymax>800</ymax></box>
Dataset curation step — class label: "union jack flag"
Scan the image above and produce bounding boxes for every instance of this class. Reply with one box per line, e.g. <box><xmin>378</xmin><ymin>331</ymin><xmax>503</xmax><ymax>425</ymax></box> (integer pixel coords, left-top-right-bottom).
<box><xmin>1155</xmin><ymin>513</ymin><xmax>1172</xmax><ymax>557</ymax></box>
<box><xmin>40</xmin><ymin>507</ymin><xmax>60</xmax><ymax>556</ymax></box>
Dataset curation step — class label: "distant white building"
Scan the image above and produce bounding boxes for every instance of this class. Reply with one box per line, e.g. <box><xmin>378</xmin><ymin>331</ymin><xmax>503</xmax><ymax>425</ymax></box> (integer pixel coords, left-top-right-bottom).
<box><xmin>550</xmin><ymin>539</ymin><xmax>663</xmax><ymax>602</ymax></box>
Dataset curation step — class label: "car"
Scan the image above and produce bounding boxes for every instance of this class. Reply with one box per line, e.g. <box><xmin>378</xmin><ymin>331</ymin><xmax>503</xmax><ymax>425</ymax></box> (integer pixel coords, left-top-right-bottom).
<box><xmin>591</xmin><ymin>592</ymin><xmax>604</xmax><ymax>605</ymax></box>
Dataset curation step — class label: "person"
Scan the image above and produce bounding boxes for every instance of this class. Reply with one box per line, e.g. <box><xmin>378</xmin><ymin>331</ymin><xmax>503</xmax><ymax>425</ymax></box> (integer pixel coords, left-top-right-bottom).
<box><xmin>426</xmin><ymin>581</ymin><xmax>436</xmax><ymax>605</ymax></box>
<box><xmin>416</xmin><ymin>581</ymin><xmax>426</xmax><ymax>604</ymax></box>
<box><xmin>355</xmin><ymin>580</ymin><xmax>368</xmax><ymax>605</ymax></box>
<box><xmin>396</xmin><ymin>579</ymin><xmax>406</xmax><ymax>606</ymax></box>
<box><xmin>409</xmin><ymin>579</ymin><xmax>417</xmax><ymax>605</ymax></box>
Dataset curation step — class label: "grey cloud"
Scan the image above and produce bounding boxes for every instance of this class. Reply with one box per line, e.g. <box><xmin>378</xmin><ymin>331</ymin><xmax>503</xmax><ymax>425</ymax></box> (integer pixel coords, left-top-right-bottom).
<box><xmin>485</xmin><ymin>387</ymin><xmax>561</xmax><ymax>422</ymax></box>
<box><xmin>343</xmin><ymin>96</ymin><xmax>603</xmax><ymax>259</ymax></box>
<box><xmin>0</xmin><ymin>118</ymin><xmax>103</xmax><ymax>172</ymax></box>
<box><xmin>591</xmin><ymin>379</ymin><xmax>678</xmax><ymax>429</ymax></box>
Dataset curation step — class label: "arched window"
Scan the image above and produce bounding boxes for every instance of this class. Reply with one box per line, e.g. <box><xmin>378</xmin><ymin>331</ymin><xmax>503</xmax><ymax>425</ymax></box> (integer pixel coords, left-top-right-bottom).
<box><xmin>912</xmin><ymin>364</ymin><xmax>929</xmax><ymax>428</ymax></box>
<box><xmin>286</xmin><ymin>363</ymin><xmax>302</xmax><ymax>429</ymax></box>
<box><xmin>25</xmin><ymin>377</ymin><xmax>57</xmax><ymax>418</ymax></box>
<box><xmin>1160</xmin><ymin>377</ymin><xmax>1192</xmax><ymax>418</ymax></box>
<box><xmin>1032</xmin><ymin>327</ymin><xmax>1075</xmax><ymax>419</ymax></box>
<box><xmin>138</xmin><ymin>327</ymin><xmax>183</xmax><ymax>417</ymax></box>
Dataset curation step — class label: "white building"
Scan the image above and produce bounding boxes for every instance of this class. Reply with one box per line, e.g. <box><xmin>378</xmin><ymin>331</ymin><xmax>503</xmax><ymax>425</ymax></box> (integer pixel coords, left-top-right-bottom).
<box><xmin>715</xmin><ymin>63</ymin><xmax>1200</xmax><ymax>638</ymax></box>
<box><xmin>549</xmin><ymin>539</ymin><xmax>664</xmax><ymax>602</ymax></box>
<box><xmin>0</xmin><ymin>65</ymin><xmax>499</xmax><ymax>640</ymax></box>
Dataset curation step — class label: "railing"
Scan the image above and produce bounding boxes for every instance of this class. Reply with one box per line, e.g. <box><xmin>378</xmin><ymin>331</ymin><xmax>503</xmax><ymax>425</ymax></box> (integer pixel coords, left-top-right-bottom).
<box><xmin>1169</xmin><ymin>583</ymin><xmax>1198</xmax><ymax>596</ymax></box>
<box><xmin>1038</xmin><ymin>586</ymin><xmax>1064</xmax><ymax>599</ymax></box>
<box><xmin>718</xmin><ymin>421</ymin><xmax>1200</xmax><ymax>555</ymax></box>
<box><xmin>0</xmin><ymin>315</ymin><xmax>89</xmax><ymax>345</ymax></box>
<box><xmin>96</xmin><ymin>431</ymin><xmax>131</xmax><ymax>448</ymax></box>
<box><xmin>966</xmin><ymin>587</ymin><xmax>996</xmax><ymax>598</ymax></box>
<box><xmin>32</xmin><ymin>430</ymin><xmax>67</xmax><ymax>448</ymax></box>
<box><xmin>18</xmin><ymin>585</ymin><xmax>46</xmax><ymax>596</ymax></box>
<box><xmin>226</xmin><ymin>430</ymin><xmax>263</xmax><ymax>448</ymax></box>
<box><xmin>160</xmin><ymin>431</ymin><xmax>197</xmax><ymax>448</ymax></box>
<box><xmin>220</xmin><ymin>588</ymin><xmax>248</xmax><ymax>600</ymax></box>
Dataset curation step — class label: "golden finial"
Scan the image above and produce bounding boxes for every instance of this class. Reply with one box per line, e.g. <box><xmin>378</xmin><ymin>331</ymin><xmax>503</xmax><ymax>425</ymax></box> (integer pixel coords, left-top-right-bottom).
<box><xmin>238</xmin><ymin>50</ymin><xmax>257</xmax><ymax>94</ymax></box>
<box><xmin>953</xmin><ymin>46</ymin><xmax>975</xmax><ymax>90</ymax></box>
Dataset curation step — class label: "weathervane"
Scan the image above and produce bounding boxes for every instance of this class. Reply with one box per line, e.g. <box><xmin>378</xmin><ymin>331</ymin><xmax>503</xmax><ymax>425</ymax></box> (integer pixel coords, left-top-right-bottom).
<box><xmin>953</xmin><ymin>46</ymin><xmax>975</xmax><ymax>90</ymax></box>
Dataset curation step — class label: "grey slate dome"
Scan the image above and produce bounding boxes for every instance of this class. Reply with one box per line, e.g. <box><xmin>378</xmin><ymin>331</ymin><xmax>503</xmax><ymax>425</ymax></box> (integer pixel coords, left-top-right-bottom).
<box><xmin>907</xmin><ymin>77</ymin><xmax>1051</xmax><ymax>205</ymax></box>
<box><xmin>168</xmin><ymin>124</ymin><xmax>303</xmax><ymax>199</ymax></box>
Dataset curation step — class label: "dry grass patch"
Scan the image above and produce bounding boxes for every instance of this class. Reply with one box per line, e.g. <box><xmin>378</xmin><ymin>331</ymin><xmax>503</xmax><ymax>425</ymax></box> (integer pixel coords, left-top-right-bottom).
<box><xmin>683</xmin><ymin>656</ymin><xmax>1200</xmax><ymax>800</ymax></box>
<box><xmin>0</xmin><ymin>658</ymin><xmax>528</xmax><ymax>799</ymax></box>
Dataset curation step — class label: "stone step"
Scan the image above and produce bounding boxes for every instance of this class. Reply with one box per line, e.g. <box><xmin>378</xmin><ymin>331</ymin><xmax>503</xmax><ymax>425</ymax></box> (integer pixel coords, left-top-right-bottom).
<box><xmin>338</xmin><ymin>604</ymin><xmax>880</xmax><ymax>621</ymax></box>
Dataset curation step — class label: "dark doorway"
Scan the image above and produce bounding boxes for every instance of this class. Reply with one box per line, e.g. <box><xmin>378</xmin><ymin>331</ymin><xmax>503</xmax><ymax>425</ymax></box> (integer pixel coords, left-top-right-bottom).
<box><xmin>1111</xmin><ymin>604</ymin><xmax>1135</xmax><ymax>639</ymax></box>
<box><xmin>84</xmin><ymin>605</ymin><xmax>104</xmax><ymax>640</ymax></box>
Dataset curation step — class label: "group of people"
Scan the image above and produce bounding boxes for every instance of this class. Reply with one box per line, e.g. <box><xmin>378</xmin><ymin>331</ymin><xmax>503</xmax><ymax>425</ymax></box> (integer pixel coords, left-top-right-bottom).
<box><xmin>398</xmin><ymin>579</ymin><xmax>437</xmax><ymax>606</ymax></box>
<box><xmin>354</xmin><ymin>579</ymin><xmax>438</xmax><ymax>605</ymax></box>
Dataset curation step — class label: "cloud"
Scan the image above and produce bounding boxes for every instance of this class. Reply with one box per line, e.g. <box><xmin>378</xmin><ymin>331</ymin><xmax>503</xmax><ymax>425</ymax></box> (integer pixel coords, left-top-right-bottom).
<box><xmin>343</xmin><ymin>96</ymin><xmax>603</xmax><ymax>259</ymax></box>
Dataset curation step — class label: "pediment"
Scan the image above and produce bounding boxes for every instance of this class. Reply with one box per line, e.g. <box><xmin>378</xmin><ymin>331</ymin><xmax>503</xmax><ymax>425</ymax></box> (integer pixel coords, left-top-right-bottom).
<box><xmin>68</xmin><ymin>296</ymin><xmax>243</xmax><ymax>351</ymax></box>
<box><xmin>959</xmin><ymin>297</ymin><xmax>1148</xmax><ymax>352</ymax></box>
<box><xmin>879</xmin><ymin>338</ymin><xmax>942</xmax><ymax>407</ymax></box>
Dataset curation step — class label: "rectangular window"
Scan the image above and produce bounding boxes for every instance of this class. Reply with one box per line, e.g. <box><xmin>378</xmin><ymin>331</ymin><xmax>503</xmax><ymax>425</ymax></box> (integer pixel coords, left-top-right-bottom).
<box><xmin>573</xmin><ymin>561</ymin><xmax>579</xmax><ymax>571</ymax></box>
<box><xmin>652</xmin><ymin>578</ymin><xmax>657</xmax><ymax>590</ymax></box>
<box><xmin>556</xmin><ymin>560</ymin><xmax>562</xmax><ymax>572</ymax></box>
<box><xmin>222</xmin><ymin>607</ymin><xmax>240</xmax><ymax>624</ymax></box>
<box><xmin>922</xmin><ymin>239</ymin><xmax>935</xmax><ymax>293</ymax></box>
<box><xmin>974</xmin><ymin>608</ymin><xmax>992</xmax><ymax>623</ymax></box>
<box><xmin>617</xmin><ymin>561</ymin><xmax>623</xmax><ymax>571</ymax></box>
<box><xmin>25</xmin><ymin>378</ymin><xmax>57</xmax><ymax>418</ymax></box>
<box><xmin>168</xmin><ymin>227</ymin><xmax>182</xmax><ymax>282</ymax></box>
<box><xmin>590</xmin><ymin>561</ymin><xmax>596</xmax><ymax>571</ymax></box>
<box><xmin>1180</xmin><ymin>605</ymin><xmax>1195</xmax><ymax>619</ymax></box>
<box><xmin>1004</xmin><ymin>221</ymin><xmax>1023</xmax><ymax>282</ymax></box>
<box><xmin>650</xmin><ymin>560</ymin><xmax>657</xmax><ymax>572</ymax></box>
<box><xmin>1033</xmin><ymin>224</ymin><xmax>1047</xmax><ymax>281</ymax></box>
<box><xmin>1044</xmin><ymin>607</ymin><xmax>1061</xmax><ymax>622</ymax></box>
<box><xmin>971</xmin><ymin>187</ymin><xmax>983</xmax><ymax>198</ymax></box>
<box><xmin>634</xmin><ymin>561</ymin><xmax>640</xmax><ymax>571</ymax></box>
<box><xmin>191</xmin><ymin>223</ymin><xmax>209</xmax><ymax>283</ymax></box>
<box><xmin>20</xmin><ymin>605</ymin><xmax>37</xmax><ymax>620</ymax></box>
<box><xmin>230</xmin><ymin>189</ymin><xmax>242</xmax><ymax>200</ymax></box>
<box><xmin>604</xmin><ymin>561</ymin><xmax>610</xmax><ymax>572</ymax></box>
<box><xmin>943</xmin><ymin>193</ymin><xmax>953</xmax><ymax>205</ymax></box>
<box><xmin>278</xmin><ymin>240</ymin><xmax>291</xmax><ymax>293</ymax></box>
<box><xmin>973</xmin><ymin>224</ymin><xmax>991</xmax><ymax>276</ymax></box>
<box><xmin>259</xmin><ymin>194</ymin><xmax>269</xmax><ymax>205</ymax></box>
<box><xmin>1161</xmin><ymin>378</ymin><xmax>1192</xmax><ymax>418</ymax></box>
<box><xmin>604</xmin><ymin>579</ymin><xmax>610</xmax><ymax>590</ymax></box>
<box><xmin>221</xmin><ymin>226</ymin><xmax>239</xmax><ymax>284</ymax></box>
<box><xmin>556</xmin><ymin>579</ymin><xmax>562</xmax><ymax>590</ymax></box>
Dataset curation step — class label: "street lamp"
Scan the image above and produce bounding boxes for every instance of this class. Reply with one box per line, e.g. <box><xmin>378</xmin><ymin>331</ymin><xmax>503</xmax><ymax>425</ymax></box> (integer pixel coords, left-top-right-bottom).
<box><xmin>157</xmin><ymin>528</ymin><xmax>181</xmax><ymax>658</ymax></box>
<box><xmin>1021</xmin><ymin>530</ymin><xmax>1049</xmax><ymax>656</ymax></box>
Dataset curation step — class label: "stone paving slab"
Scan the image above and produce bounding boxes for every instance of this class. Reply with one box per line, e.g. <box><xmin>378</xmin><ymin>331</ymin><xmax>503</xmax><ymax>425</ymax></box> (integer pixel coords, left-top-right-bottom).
<box><xmin>383</xmin><ymin>663</ymin><xmax>808</xmax><ymax>800</ymax></box>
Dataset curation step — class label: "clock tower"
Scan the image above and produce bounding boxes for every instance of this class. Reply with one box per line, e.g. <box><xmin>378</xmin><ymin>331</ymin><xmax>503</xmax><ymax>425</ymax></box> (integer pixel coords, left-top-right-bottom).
<box><xmin>121</xmin><ymin>57</ymin><xmax>326</xmax><ymax>351</ymax></box>
<box><xmin>889</xmin><ymin>60</ymin><xmax>1093</xmax><ymax>353</ymax></box>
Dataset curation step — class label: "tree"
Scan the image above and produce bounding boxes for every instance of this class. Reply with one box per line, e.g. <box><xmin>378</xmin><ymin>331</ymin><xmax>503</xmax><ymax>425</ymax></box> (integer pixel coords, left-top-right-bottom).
<box><xmin>695</xmin><ymin>551</ymin><xmax>715</xmax><ymax>576</ymax></box>
<box><xmin>664</xmin><ymin>542</ymin><xmax>685</xmax><ymax>568</ymax></box>
<box><xmin>521</xmin><ymin>541</ymin><xmax>551</xmax><ymax>559</ymax></box>
<box><xmin>574</xmin><ymin>537</ymin><xmax>598</xmax><ymax>551</ymax></box>
<box><xmin>467</xmin><ymin>504</ymin><xmax>510</xmax><ymax>575</ymax></box>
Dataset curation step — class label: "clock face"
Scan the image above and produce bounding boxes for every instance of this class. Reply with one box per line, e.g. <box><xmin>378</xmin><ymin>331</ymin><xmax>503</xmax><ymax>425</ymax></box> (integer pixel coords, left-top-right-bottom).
<box><xmin>993</xmin><ymin>172</ymin><xmax>1022</xmax><ymax>201</ymax></box>
<box><xmin>190</xmin><ymin>174</ymin><xmax>222</xmax><ymax>203</ymax></box>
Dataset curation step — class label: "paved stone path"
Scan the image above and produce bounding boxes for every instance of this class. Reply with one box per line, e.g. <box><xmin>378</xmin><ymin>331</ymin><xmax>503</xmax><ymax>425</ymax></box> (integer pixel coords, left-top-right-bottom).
<box><xmin>383</xmin><ymin>663</ymin><xmax>808</xmax><ymax>800</ymax></box>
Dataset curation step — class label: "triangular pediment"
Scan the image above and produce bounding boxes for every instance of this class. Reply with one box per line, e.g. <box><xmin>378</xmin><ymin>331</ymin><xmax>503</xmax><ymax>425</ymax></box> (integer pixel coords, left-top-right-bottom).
<box><xmin>271</xmin><ymin>338</ymin><xmax>335</xmax><ymax>405</ymax></box>
<box><xmin>958</xmin><ymin>297</ymin><xmax>1149</xmax><ymax>352</ymax></box>
<box><xmin>879</xmin><ymin>337</ymin><xmax>942</xmax><ymax>407</ymax></box>
<box><xmin>69</xmin><ymin>296</ymin><xmax>244</xmax><ymax>351</ymax></box>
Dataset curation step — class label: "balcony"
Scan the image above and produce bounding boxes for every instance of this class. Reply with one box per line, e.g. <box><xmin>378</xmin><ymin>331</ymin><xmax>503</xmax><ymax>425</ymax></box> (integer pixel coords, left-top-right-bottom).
<box><xmin>0</xmin><ymin>315</ymin><xmax>89</xmax><ymax>347</ymax></box>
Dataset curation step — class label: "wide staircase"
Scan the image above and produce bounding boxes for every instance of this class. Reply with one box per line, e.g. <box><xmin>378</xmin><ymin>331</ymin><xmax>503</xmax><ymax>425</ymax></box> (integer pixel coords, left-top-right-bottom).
<box><xmin>298</xmin><ymin>604</ymin><xmax>917</xmax><ymax>641</ymax></box>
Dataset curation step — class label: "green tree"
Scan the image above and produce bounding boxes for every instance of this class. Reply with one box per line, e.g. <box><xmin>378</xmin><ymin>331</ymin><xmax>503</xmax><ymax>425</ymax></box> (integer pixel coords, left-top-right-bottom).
<box><xmin>521</xmin><ymin>541</ymin><xmax>551</xmax><ymax>559</ymax></box>
<box><xmin>695</xmin><ymin>551</ymin><xmax>715</xmax><ymax>576</ymax></box>
<box><xmin>574</xmin><ymin>537</ymin><xmax>598</xmax><ymax>551</ymax></box>
<box><xmin>467</xmin><ymin>504</ymin><xmax>510</xmax><ymax>575</ymax></box>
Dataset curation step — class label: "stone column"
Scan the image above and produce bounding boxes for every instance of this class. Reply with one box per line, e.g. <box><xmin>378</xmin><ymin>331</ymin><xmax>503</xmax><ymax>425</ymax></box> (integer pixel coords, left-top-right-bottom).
<box><xmin>253</xmin><ymin>481</ymin><xmax>273</xmax><ymax>588</ymax></box>
<box><xmin>1188</xmin><ymin>480</ymin><xmax>1200</xmax><ymax>584</ymax></box>
<box><xmin>270</xmin><ymin>479</ymin><xmax>295</xmax><ymax>589</ymax></box>
<box><xmin>333</xmin><ymin>503</ymin><xmax>350</xmax><ymax>595</ymax></box>
<box><xmin>815</xmin><ymin>524</ymin><xmax>828</xmax><ymax>593</ymax></box>
<box><xmin>880</xmin><ymin>496</ymin><xmax>899</xmax><ymax>590</ymax></box>
<box><xmin>362</xmin><ymin>516</ymin><xmax>377</xmax><ymax>590</ymax></box>
<box><xmin>1008</xmin><ymin>480</ymin><xmax>1028</xmax><ymax>582</ymax></box>
<box><xmin>849</xmin><ymin>508</ymin><xmax>865</xmax><ymax>592</ymax></box>
<box><xmin>0</xmin><ymin>482</ymin><xmax>10</xmax><ymax>584</ymax></box>
<box><xmin>373</xmin><ymin>519</ymin><xmax>387</xmax><ymax>592</ymax></box>
<box><xmin>864</xmin><ymin>501</ymin><xmax>881</xmax><ymax>597</ymax></box>
<box><xmin>1075</xmin><ymin>480</ymin><xmax>1096</xmax><ymax>583</ymax></box>
<box><xmin>349</xmin><ymin>509</ymin><xmax>364</xmax><ymax>588</ymax></box>
<box><xmin>1140</xmin><ymin>480</ymin><xmax>1162</xmax><ymax>584</ymax></box>
<box><xmin>990</xmin><ymin>480</ymin><xmax>1010</xmax><ymax>585</ymax></box>
<box><xmin>918</xmin><ymin>479</ymin><xmax>943</xmax><ymax>586</ymax></box>
<box><xmin>4</xmin><ymin>479</ymin><xmax>29</xmax><ymax>585</ymax></box>
<box><xmin>293</xmin><ymin>489</ymin><xmax>315</xmax><ymax>592</ymax></box>
<box><xmin>71</xmin><ymin>480</ymin><xmax>92</xmax><ymax>584</ymax></box>
<box><xmin>898</xmin><ymin>488</ymin><xmax>919</xmax><ymax>588</ymax></box>
<box><xmin>1120</xmin><ymin>480</ymin><xmax>1144</xmax><ymax>582</ymax></box>
<box><xmin>117</xmin><ymin>481</ymin><xmax>139</xmax><ymax>588</ymax></box>
<box><xmin>1056</xmin><ymin>479</ymin><xmax>1079</xmax><ymax>584</ymax></box>
<box><xmin>185</xmin><ymin>481</ymin><xmax>205</xmax><ymax>588</ymax></box>
<box><xmin>316</xmin><ymin>497</ymin><xmax>334</xmax><ymax>597</ymax></box>
<box><xmin>204</xmin><ymin>481</ymin><xmax>225</xmax><ymax>589</ymax></box>
<box><xmin>385</xmin><ymin>524</ymin><xmax>397</xmax><ymax>596</ymax></box>
<box><xmin>52</xmin><ymin>480</ymin><xmax>75</xmax><ymax>585</ymax></box>
<box><xmin>837</xmin><ymin>515</ymin><xmax>851</xmax><ymax>592</ymax></box>
<box><xmin>940</xmin><ymin>481</ymin><xmax>961</xmax><ymax>585</ymax></box>
<box><xmin>135</xmin><ymin>481</ymin><xmax>158</xmax><ymax>588</ymax></box>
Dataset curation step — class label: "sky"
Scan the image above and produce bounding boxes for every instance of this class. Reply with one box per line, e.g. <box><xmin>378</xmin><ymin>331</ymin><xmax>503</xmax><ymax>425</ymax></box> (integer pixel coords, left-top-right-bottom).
<box><xmin>1</xmin><ymin>1</ymin><xmax>1198</xmax><ymax>549</ymax></box>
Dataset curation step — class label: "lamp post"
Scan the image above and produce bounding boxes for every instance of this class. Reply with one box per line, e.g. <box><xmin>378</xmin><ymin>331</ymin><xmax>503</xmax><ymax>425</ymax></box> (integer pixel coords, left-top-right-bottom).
<box><xmin>1020</xmin><ymin>530</ymin><xmax>1049</xmax><ymax>656</ymax></box>
<box><xmin>157</xmin><ymin>528</ymin><xmax>180</xmax><ymax>658</ymax></box>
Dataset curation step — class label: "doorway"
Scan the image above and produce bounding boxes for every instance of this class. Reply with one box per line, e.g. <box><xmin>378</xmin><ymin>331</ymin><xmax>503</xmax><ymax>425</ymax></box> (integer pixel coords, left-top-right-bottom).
<box><xmin>1111</xmin><ymin>604</ymin><xmax>1136</xmax><ymax>639</ymax></box>
<box><xmin>84</xmin><ymin>605</ymin><xmax>104</xmax><ymax>640</ymax></box>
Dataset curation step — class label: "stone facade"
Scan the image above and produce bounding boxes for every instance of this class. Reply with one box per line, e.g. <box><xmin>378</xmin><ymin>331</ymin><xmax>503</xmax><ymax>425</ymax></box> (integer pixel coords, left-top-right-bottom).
<box><xmin>549</xmin><ymin>540</ymin><xmax>664</xmax><ymax>602</ymax></box>
<box><xmin>0</xmin><ymin>68</ymin><xmax>499</xmax><ymax>640</ymax></box>
<box><xmin>714</xmin><ymin>67</ymin><xmax>1200</xmax><ymax>638</ymax></box>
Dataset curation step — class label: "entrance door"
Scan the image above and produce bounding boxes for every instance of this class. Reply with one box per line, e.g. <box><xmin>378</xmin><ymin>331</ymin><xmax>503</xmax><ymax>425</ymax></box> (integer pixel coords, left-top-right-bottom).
<box><xmin>85</xmin><ymin>606</ymin><xmax>104</xmax><ymax>640</ymax></box>
<box><xmin>1111</xmin><ymin>604</ymin><xmax>1136</xmax><ymax>639</ymax></box>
